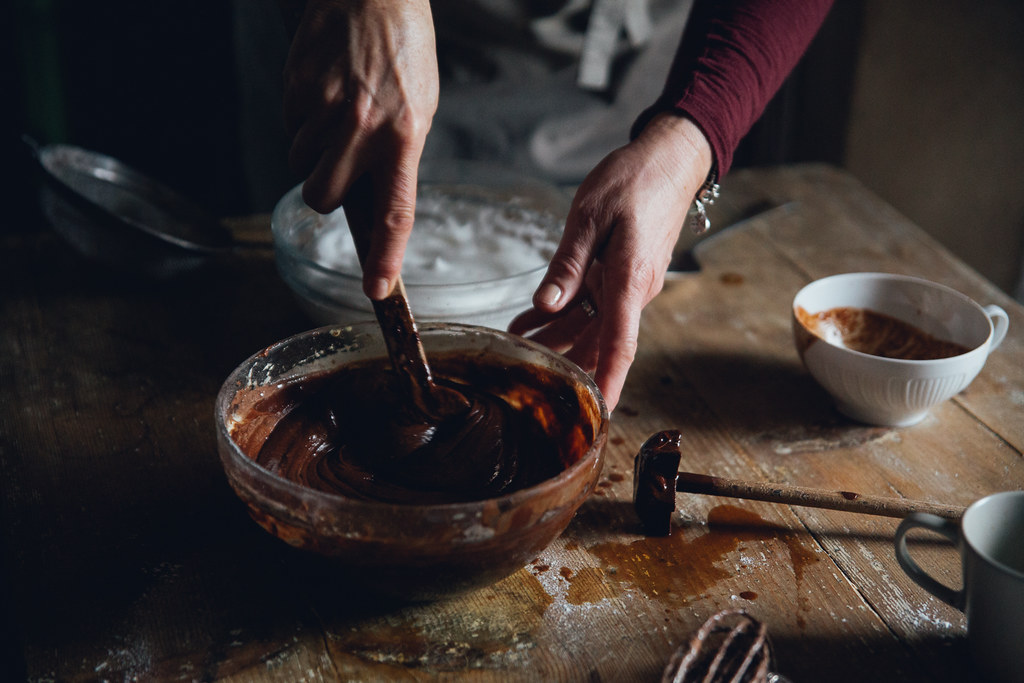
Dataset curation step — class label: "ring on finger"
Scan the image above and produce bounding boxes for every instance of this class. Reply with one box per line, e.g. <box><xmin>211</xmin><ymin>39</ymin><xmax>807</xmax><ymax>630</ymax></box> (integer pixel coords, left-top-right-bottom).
<box><xmin>579</xmin><ymin>296</ymin><xmax>598</xmax><ymax>319</ymax></box>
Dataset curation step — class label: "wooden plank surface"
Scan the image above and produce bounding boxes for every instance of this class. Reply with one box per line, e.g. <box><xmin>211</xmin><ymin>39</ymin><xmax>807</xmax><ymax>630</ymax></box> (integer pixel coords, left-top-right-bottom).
<box><xmin>2</xmin><ymin>165</ymin><xmax>1021</xmax><ymax>682</ymax></box>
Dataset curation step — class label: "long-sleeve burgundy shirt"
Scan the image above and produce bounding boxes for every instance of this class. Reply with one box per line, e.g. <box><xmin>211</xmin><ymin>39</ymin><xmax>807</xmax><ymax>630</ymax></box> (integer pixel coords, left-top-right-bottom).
<box><xmin>633</xmin><ymin>0</ymin><xmax>836</xmax><ymax>177</ymax></box>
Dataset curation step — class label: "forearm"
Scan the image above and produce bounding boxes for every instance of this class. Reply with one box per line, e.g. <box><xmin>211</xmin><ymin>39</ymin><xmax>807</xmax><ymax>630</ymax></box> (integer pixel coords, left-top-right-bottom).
<box><xmin>633</xmin><ymin>0</ymin><xmax>835</xmax><ymax>177</ymax></box>
<box><xmin>633</xmin><ymin>112</ymin><xmax>714</xmax><ymax>204</ymax></box>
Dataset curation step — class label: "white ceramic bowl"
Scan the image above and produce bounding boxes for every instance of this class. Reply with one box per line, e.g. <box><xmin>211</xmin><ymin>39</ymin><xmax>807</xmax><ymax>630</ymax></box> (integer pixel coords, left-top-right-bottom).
<box><xmin>792</xmin><ymin>272</ymin><xmax>1009</xmax><ymax>427</ymax></box>
<box><xmin>271</xmin><ymin>162</ymin><xmax>568</xmax><ymax>330</ymax></box>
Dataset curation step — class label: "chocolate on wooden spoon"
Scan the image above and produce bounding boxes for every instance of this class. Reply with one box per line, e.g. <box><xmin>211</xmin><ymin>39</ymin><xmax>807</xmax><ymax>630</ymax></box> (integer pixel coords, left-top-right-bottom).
<box><xmin>341</xmin><ymin>179</ymin><xmax>520</xmax><ymax>492</ymax></box>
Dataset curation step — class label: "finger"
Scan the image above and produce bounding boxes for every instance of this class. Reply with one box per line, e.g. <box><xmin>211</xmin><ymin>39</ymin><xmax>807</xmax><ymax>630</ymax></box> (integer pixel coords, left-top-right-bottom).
<box><xmin>282</xmin><ymin>74</ymin><xmax>319</xmax><ymax>141</ymax></box>
<box><xmin>565</xmin><ymin>327</ymin><xmax>602</xmax><ymax>376</ymax></box>
<box><xmin>301</xmin><ymin>122</ymin><xmax>365</xmax><ymax>214</ymax></box>
<box><xmin>358</xmin><ymin>154</ymin><xmax>420</xmax><ymax>300</ymax></box>
<box><xmin>517</xmin><ymin>290</ymin><xmax>600</xmax><ymax>350</ymax></box>
<box><xmin>288</xmin><ymin>106</ymin><xmax>345</xmax><ymax>181</ymax></box>
<box><xmin>340</xmin><ymin>175</ymin><xmax>375</xmax><ymax>264</ymax></box>
<box><xmin>532</xmin><ymin>200</ymin><xmax>606</xmax><ymax>313</ymax></box>
<box><xmin>525</xmin><ymin>312</ymin><xmax>598</xmax><ymax>355</ymax></box>
<box><xmin>283</xmin><ymin>57</ymin><xmax>355</xmax><ymax>183</ymax></box>
<box><xmin>592</xmin><ymin>277</ymin><xmax>644</xmax><ymax>411</ymax></box>
<box><xmin>508</xmin><ymin>306</ymin><xmax>562</xmax><ymax>336</ymax></box>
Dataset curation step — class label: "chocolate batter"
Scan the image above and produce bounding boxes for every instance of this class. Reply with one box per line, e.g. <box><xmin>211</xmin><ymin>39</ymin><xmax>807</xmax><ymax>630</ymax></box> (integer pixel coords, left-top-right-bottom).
<box><xmin>228</xmin><ymin>352</ymin><xmax>587</xmax><ymax>504</ymax></box>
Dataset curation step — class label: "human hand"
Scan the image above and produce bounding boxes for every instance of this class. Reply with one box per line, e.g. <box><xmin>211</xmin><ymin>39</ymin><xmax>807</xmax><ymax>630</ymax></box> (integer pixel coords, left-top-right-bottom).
<box><xmin>282</xmin><ymin>0</ymin><xmax>438</xmax><ymax>300</ymax></box>
<box><xmin>508</xmin><ymin>113</ymin><xmax>713</xmax><ymax>411</ymax></box>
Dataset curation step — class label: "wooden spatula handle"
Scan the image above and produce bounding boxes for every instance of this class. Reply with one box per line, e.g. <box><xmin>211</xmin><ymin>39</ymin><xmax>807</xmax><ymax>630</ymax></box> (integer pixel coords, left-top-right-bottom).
<box><xmin>675</xmin><ymin>471</ymin><xmax>965</xmax><ymax>520</ymax></box>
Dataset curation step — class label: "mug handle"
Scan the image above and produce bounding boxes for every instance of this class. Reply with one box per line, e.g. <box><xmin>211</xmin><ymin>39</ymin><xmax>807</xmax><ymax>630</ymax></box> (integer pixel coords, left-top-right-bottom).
<box><xmin>984</xmin><ymin>304</ymin><xmax>1009</xmax><ymax>351</ymax></box>
<box><xmin>894</xmin><ymin>512</ymin><xmax>965</xmax><ymax>610</ymax></box>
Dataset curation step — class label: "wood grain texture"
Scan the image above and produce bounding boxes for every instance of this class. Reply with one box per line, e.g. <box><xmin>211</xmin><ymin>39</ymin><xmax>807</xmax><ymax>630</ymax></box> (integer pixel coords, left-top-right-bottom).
<box><xmin>2</xmin><ymin>165</ymin><xmax>1020</xmax><ymax>682</ymax></box>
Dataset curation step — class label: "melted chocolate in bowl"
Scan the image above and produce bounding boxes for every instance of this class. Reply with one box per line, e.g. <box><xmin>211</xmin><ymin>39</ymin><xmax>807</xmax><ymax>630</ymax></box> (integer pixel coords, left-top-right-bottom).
<box><xmin>216</xmin><ymin>323</ymin><xmax>608</xmax><ymax>599</ymax></box>
<box><xmin>229</xmin><ymin>354</ymin><xmax>576</xmax><ymax>504</ymax></box>
<box><xmin>796</xmin><ymin>306</ymin><xmax>971</xmax><ymax>360</ymax></box>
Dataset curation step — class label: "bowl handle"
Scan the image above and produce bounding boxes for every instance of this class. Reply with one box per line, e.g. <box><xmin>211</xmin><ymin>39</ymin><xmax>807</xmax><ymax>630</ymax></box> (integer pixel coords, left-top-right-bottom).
<box><xmin>984</xmin><ymin>305</ymin><xmax>1009</xmax><ymax>351</ymax></box>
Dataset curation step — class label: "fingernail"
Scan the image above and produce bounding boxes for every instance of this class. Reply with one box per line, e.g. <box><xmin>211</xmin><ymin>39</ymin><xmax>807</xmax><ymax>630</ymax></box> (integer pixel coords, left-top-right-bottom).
<box><xmin>536</xmin><ymin>283</ymin><xmax>563</xmax><ymax>307</ymax></box>
<box><xmin>367</xmin><ymin>277</ymin><xmax>391</xmax><ymax>300</ymax></box>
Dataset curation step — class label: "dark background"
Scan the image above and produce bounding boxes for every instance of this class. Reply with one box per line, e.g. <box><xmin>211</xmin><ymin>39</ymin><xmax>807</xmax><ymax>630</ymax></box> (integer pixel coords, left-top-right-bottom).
<box><xmin>3</xmin><ymin>0</ymin><xmax>860</xmax><ymax>220</ymax></box>
<box><xmin>6</xmin><ymin>1</ymin><xmax>247</xmax><ymax>223</ymax></box>
<box><xmin>5</xmin><ymin>0</ymin><xmax>1022</xmax><ymax>295</ymax></box>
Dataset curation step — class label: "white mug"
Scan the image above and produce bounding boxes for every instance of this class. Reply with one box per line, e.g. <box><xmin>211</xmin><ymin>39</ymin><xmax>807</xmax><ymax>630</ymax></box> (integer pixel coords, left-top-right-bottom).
<box><xmin>895</xmin><ymin>491</ymin><xmax>1024</xmax><ymax>682</ymax></box>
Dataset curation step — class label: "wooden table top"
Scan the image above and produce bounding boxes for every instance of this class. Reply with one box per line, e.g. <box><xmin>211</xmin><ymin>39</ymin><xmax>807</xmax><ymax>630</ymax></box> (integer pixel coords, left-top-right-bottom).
<box><xmin>3</xmin><ymin>164</ymin><xmax>1022</xmax><ymax>682</ymax></box>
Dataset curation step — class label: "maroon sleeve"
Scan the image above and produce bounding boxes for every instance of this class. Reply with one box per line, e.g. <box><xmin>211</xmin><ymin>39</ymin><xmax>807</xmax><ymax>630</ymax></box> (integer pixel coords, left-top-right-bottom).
<box><xmin>632</xmin><ymin>0</ymin><xmax>835</xmax><ymax>177</ymax></box>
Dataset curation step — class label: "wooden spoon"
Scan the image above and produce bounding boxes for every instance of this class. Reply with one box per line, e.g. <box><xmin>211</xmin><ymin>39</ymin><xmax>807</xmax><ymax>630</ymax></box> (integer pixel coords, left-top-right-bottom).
<box><xmin>341</xmin><ymin>178</ymin><xmax>470</xmax><ymax>449</ymax></box>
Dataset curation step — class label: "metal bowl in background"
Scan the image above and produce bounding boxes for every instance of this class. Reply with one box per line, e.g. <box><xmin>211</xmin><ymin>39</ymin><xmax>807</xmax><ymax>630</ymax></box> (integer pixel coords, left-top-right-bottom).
<box><xmin>28</xmin><ymin>139</ymin><xmax>250</xmax><ymax>278</ymax></box>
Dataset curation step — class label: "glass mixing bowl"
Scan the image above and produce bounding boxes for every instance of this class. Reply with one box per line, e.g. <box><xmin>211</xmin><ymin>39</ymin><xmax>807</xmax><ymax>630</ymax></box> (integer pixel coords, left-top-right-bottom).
<box><xmin>215</xmin><ymin>321</ymin><xmax>608</xmax><ymax>600</ymax></box>
<box><xmin>271</xmin><ymin>161</ymin><xmax>570</xmax><ymax>330</ymax></box>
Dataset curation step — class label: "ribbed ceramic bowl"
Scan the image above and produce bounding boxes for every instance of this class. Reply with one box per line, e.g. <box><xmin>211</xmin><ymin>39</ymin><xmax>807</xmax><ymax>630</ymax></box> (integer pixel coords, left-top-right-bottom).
<box><xmin>215</xmin><ymin>322</ymin><xmax>608</xmax><ymax>600</ymax></box>
<box><xmin>792</xmin><ymin>272</ymin><xmax>1008</xmax><ymax>427</ymax></box>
